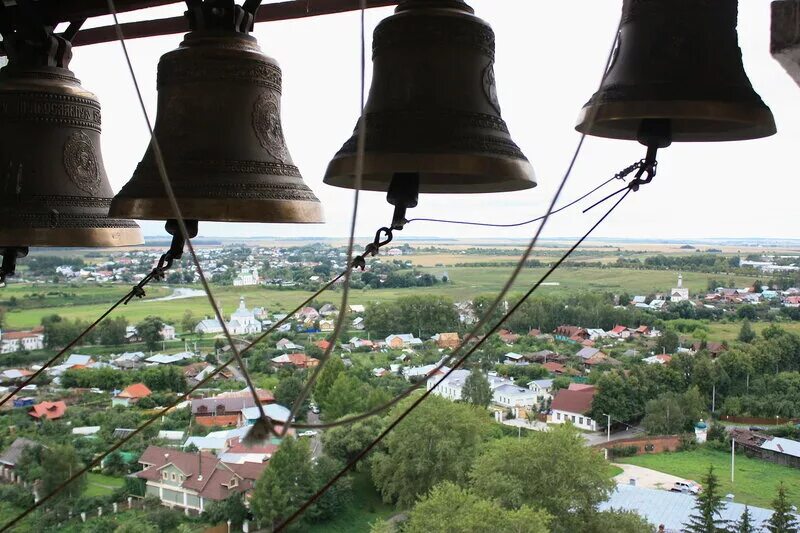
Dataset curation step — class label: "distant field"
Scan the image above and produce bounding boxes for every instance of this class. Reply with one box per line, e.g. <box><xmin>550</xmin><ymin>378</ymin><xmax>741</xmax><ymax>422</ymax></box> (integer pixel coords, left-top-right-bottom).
<box><xmin>2</xmin><ymin>266</ymin><xmax>760</xmax><ymax>329</ymax></box>
<box><xmin>617</xmin><ymin>448</ymin><xmax>800</xmax><ymax>509</ymax></box>
<box><xmin>705</xmin><ymin>321</ymin><xmax>800</xmax><ymax>342</ymax></box>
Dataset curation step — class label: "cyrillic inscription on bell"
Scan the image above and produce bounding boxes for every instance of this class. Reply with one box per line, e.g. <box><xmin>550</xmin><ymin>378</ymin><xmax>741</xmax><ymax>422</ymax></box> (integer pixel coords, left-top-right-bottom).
<box><xmin>324</xmin><ymin>0</ymin><xmax>536</xmax><ymax>194</ymax></box>
<box><xmin>110</xmin><ymin>31</ymin><xmax>324</xmax><ymax>224</ymax></box>
<box><xmin>576</xmin><ymin>0</ymin><xmax>776</xmax><ymax>143</ymax></box>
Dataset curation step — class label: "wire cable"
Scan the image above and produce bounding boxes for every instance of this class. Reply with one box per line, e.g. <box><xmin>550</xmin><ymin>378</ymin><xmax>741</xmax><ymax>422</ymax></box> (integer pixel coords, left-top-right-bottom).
<box><xmin>106</xmin><ymin>0</ymin><xmax>273</xmax><ymax>434</ymax></box>
<box><xmin>275</xmin><ymin>183</ymin><xmax>636</xmax><ymax>533</ymax></box>
<box><xmin>276</xmin><ymin>0</ymin><xmax>368</xmax><ymax>439</ymax></box>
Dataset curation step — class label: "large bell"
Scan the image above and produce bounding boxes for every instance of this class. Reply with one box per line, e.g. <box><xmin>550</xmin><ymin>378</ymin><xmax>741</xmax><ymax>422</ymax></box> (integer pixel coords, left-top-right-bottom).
<box><xmin>110</xmin><ymin>20</ymin><xmax>324</xmax><ymax>223</ymax></box>
<box><xmin>324</xmin><ymin>0</ymin><xmax>536</xmax><ymax>194</ymax></box>
<box><xmin>576</xmin><ymin>0</ymin><xmax>776</xmax><ymax>143</ymax></box>
<box><xmin>0</xmin><ymin>32</ymin><xmax>143</xmax><ymax>248</ymax></box>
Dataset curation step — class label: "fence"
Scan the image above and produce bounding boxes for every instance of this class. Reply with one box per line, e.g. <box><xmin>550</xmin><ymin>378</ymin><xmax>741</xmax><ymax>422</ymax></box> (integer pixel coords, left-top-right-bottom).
<box><xmin>734</xmin><ymin>440</ymin><xmax>800</xmax><ymax>469</ymax></box>
<box><xmin>720</xmin><ymin>415</ymin><xmax>800</xmax><ymax>426</ymax></box>
<box><xmin>594</xmin><ymin>435</ymin><xmax>682</xmax><ymax>457</ymax></box>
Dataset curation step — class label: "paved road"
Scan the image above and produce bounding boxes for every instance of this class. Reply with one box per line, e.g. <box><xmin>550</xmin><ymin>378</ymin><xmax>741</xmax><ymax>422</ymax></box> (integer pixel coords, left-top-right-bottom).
<box><xmin>612</xmin><ymin>463</ymin><xmax>686</xmax><ymax>491</ymax></box>
<box><xmin>306</xmin><ymin>410</ymin><xmax>323</xmax><ymax>459</ymax></box>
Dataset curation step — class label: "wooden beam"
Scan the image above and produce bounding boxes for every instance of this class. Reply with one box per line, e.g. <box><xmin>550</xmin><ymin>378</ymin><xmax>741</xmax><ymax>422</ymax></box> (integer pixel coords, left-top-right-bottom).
<box><xmin>71</xmin><ymin>0</ymin><xmax>398</xmax><ymax>47</ymax></box>
<box><xmin>771</xmin><ymin>0</ymin><xmax>800</xmax><ymax>87</ymax></box>
<box><xmin>0</xmin><ymin>0</ymin><xmax>181</xmax><ymax>26</ymax></box>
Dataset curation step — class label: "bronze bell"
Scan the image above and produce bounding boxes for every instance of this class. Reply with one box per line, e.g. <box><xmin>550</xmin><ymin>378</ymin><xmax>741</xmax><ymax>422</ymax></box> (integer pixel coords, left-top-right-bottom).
<box><xmin>576</xmin><ymin>0</ymin><xmax>776</xmax><ymax>144</ymax></box>
<box><xmin>0</xmin><ymin>29</ymin><xmax>143</xmax><ymax>251</ymax></box>
<box><xmin>324</xmin><ymin>0</ymin><xmax>536</xmax><ymax>195</ymax></box>
<box><xmin>110</xmin><ymin>3</ymin><xmax>324</xmax><ymax>224</ymax></box>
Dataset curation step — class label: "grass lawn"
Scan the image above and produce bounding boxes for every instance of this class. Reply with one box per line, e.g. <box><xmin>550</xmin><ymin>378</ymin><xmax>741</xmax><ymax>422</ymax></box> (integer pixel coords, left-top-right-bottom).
<box><xmin>616</xmin><ymin>447</ymin><xmax>800</xmax><ymax>509</ymax></box>
<box><xmin>83</xmin><ymin>472</ymin><xmax>125</xmax><ymax>497</ymax></box>
<box><xmin>606</xmin><ymin>464</ymin><xmax>624</xmax><ymax>478</ymax></box>
<box><xmin>704</xmin><ymin>320</ymin><xmax>800</xmax><ymax>342</ymax></box>
<box><xmin>313</xmin><ymin>470</ymin><xmax>398</xmax><ymax>533</ymax></box>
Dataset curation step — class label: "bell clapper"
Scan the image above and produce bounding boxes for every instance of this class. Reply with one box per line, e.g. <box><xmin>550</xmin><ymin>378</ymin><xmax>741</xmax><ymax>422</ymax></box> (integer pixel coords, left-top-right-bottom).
<box><xmin>124</xmin><ymin>219</ymin><xmax>199</xmax><ymax>304</ymax></box>
<box><xmin>387</xmin><ymin>173</ymin><xmax>420</xmax><ymax>230</ymax></box>
<box><xmin>0</xmin><ymin>247</ymin><xmax>29</xmax><ymax>286</ymax></box>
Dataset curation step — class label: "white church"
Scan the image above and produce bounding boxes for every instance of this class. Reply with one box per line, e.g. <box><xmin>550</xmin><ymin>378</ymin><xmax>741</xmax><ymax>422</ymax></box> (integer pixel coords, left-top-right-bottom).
<box><xmin>195</xmin><ymin>296</ymin><xmax>263</xmax><ymax>335</ymax></box>
<box><xmin>670</xmin><ymin>274</ymin><xmax>690</xmax><ymax>302</ymax></box>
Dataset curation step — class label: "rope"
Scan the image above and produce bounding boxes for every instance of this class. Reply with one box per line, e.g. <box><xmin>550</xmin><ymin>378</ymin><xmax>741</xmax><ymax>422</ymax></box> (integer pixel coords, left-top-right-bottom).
<box><xmin>274</xmin><ymin>185</ymin><xmax>636</xmax><ymax>533</ymax></box>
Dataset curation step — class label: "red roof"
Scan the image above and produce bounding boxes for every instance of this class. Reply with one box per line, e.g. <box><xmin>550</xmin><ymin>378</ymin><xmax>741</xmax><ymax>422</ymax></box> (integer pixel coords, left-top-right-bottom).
<box><xmin>118</xmin><ymin>383</ymin><xmax>152</xmax><ymax>399</ymax></box>
<box><xmin>543</xmin><ymin>362</ymin><xmax>566</xmax><ymax>374</ymax></box>
<box><xmin>568</xmin><ymin>383</ymin><xmax>595</xmax><ymax>392</ymax></box>
<box><xmin>551</xmin><ymin>389</ymin><xmax>595</xmax><ymax>415</ymax></box>
<box><xmin>610</xmin><ymin>325</ymin><xmax>627</xmax><ymax>334</ymax></box>
<box><xmin>195</xmin><ymin>415</ymin><xmax>240</xmax><ymax>427</ymax></box>
<box><xmin>136</xmin><ymin>446</ymin><xmax>266</xmax><ymax>502</ymax></box>
<box><xmin>314</xmin><ymin>340</ymin><xmax>331</xmax><ymax>351</ymax></box>
<box><xmin>1</xmin><ymin>329</ymin><xmax>43</xmax><ymax>340</ymax></box>
<box><xmin>29</xmin><ymin>401</ymin><xmax>67</xmax><ymax>420</ymax></box>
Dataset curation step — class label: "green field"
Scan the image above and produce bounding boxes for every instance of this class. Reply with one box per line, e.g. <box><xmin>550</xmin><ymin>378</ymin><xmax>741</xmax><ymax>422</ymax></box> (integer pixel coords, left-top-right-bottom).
<box><xmin>617</xmin><ymin>448</ymin><xmax>800</xmax><ymax>509</ymax></box>
<box><xmin>83</xmin><ymin>472</ymin><xmax>125</xmax><ymax>497</ymax></box>
<box><xmin>704</xmin><ymin>321</ymin><xmax>800</xmax><ymax>342</ymax></box>
<box><xmin>2</xmin><ymin>266</ymin><xmax>759</xmax><ymax>330</ymax></box>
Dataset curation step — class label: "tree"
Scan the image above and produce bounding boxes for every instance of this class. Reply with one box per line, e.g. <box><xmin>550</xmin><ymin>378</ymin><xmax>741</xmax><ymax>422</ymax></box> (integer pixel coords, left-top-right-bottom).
<box><xmin>136</xmin><ymin>316</ymin><xmax>165</xmax><ymax>351</ymax></box>
<box><xmin>468</xmin><ymin>426</ymin><xmax>614</xmax><ymax>532</ymax></box>
<box><xmin>683</xmin><ymin>466</ymin><xmax>728</xmax><ymax>532</ymax></box>
<box><xmin>251</xmin><ymin>437</ymin><xmax>314</xmax><ymax>529</ymax></box>
<box><xmin>732</xmin><ymin>506</ymin><xmax>756</xmax><ymax>533</ymax></box>
<box><xmin>324</xmin><ymin>374</ymin><xmax>370</xmax><ymax>420</ymax></box>
<box><xmin>642</xmin><ymin>393</ymin><xmax>685</xmax><ymax>435</ymax></box>
<box><xmin>202</xmin><ymin>494</ymin><xmax>248</xmax><ymax>528</ymax></box>
<box><xmin>103</xmin><ymin>451</ymin><xmax>128</xmax><ymax>476</ymax></box>
<box><xmin>181</xmin><ymin>310</ymin><xmax>196</xmax><ymax>333</ymax></box>
<box><xmin>399</xmin><ymin>482</ymin><xmax>550</xmax><ymax>533</ymax></box>
<box><xmin>17</xmin><ymin>444</ymin><xmax>87</xmax><ymax>501</ymax></box>
<box><xmin>365</xmin><ymin>295</ymin><xmax>459</xmax><ymax>338</ymax></box>
<box><xmin>371</xmin><ymin>396</ymin><xmax>493</xmax><ymax>507</ymax></box>
<box><xmin>656</xmin><ymin>330</ymin><xmax>680</xmax><ymax>354</ymax></box>
<box><xmin>314</xmin><ymin>357</ymin><xmax>345</xmax><ymax>409</ymax></box>
<box><xmin>738</xmin><ymin>320</ymin><xmax>756</xmax><ymax>343</ymax></box>
<box><xmin>97</xmin><ymin>316</ymin><xmax>128</xmax><ymax>346</ymax></box>
<box><xmin>322</xmin><ymin>417</ymin><xmax>382</xmax><ymax>467</ymax></box>
<box><xmin>737</xmin><ymin>305</ymin><xmax>758</xmax><ymax>321</ymax></box>
<box><xmin>582</xmin><ymin>510</ymin><xmax>655</xmax><ymax>533</ymax></box>
<box><xmin>767</xmin><ymin>483</ymin><xmax>799</xmax><ymax>533</ymax></box>
<box><xmin>274</xmin><ymin>375</ymin><xmax>307</xmax><ymax>412</ymax></box>
<box><xmin>305</xmin><ymin>455</ymin><xmax>353</xmax><ymax>523</ymax></box>
<box><xmin>461</xmin><ymin>370</ymin><xmax>493</xmax><ymax>408</ymax></box>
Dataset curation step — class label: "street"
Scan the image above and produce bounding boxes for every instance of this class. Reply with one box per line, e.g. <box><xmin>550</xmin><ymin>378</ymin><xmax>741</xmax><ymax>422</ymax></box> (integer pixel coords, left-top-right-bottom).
<box><xmin>306</xmin><ymin>410</ymin><xmax>323</xmax><ymax>459</ymax></box>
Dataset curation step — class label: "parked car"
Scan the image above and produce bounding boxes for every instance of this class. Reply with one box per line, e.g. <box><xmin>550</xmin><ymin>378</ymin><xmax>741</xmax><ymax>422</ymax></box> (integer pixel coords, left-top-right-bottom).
<box><xmin>298</xmin><ymin>430</ymin><xmax>318</xmax><ymax>438</ymax></box>
<box><xmin>671</xmin><ymin>480</ymin><xmax>702</xmax><ymax>495</ymax></box>
<box><xmin>310</xmin><ymin>405</ymin><xmax>320</xmax><ymax>414</ymax></box>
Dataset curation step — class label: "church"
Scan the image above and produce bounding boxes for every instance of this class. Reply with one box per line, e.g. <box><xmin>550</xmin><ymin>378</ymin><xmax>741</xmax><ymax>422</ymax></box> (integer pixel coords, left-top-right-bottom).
<box><xmin>670</xmin><ymin>274</ymin><xmax>690</xmax><ymax>303</ymax></box>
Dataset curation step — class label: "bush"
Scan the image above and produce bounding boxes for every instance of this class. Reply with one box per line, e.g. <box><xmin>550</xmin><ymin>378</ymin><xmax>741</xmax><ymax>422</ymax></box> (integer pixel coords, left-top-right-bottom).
<box><xmin>607</xmin><ymin>445</ymin><xmax>639</xmax><ymax>458</ymax></box>
<box><xmin>678</xmin><ymin>433</ymin><xmax>698</xmax><ymax>451</ymax></box>
<box><xmin>0</xmin><ymin>485</ymin><xmax>34</xmax><ymax>508</ymax></box>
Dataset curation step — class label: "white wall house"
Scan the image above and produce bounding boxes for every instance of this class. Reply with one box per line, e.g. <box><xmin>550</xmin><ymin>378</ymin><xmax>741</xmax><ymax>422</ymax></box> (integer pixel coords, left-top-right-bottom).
<box><xmin>549</xmin><ymin>388</ymin><xmax>598</xmax><ymax>431</ymax></box>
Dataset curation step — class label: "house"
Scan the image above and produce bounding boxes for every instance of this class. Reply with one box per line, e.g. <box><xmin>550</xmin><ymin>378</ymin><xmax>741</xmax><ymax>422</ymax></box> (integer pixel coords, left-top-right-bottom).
<box><xmin>576</xmin><ymin>347</ymin><xmax>605</xmax><ymax>361</ymax></box>
<box><xmin>112</xmin><ymin>351</ymin><xmax>146</xmax><ymax>369</ymax></box>
<box><xmin>0</xmin><ymin>327</ymin><xmax>45</xmax><ymax>353</ymax></box>
<box><xmin>692</xmin><ymin>341</ymin><xmax>727</xmax><ymax>357</ymax></box>
<box><xmin>161</xmin><ymin>324</ymin><xmax>177</xmax><ymax>341</ymax></box>
<box><xmin>492</xmin><ymin>383</ymin><xmax>539</xmax><ymax>415</ymax></box>
<box><xmin>348</xmin><ymin>304</ymin><xmax>365</xmax><ymax>314</ymax></box>
<box><xmin>233</xmin><ymin>267</ymin><xmax>259</xmax><ymax>287</ymax></box>
<box><xmin>349</xmin><ymin>337</ymin><xmax>374</xmax><ymax>350</ymax></box>
<box><xmin>192</xmin><ymin>388</ymin><xmax>274</xmax><ymax>426</ymax></box>
<box><xmin>543</xmin><ymin>361</ymin><xmax>566</xmax><ymax>375</ymax></box>
<box><xmin>276</xmin><ymin>338</ymin><xmax>302</xmax><ymax>351</ymax></box>
<box><xmin>319</xmin><ymin>319</ymin><xmax>335</xmax><ymax>332</ymax></box>
<box><xmin>352</xmin><ymin>317</ymin><xmax>365</xmax><ymax>330</ymax></box>
<box><xmin>296</xmin><ymin>306</ymin><xmax>320</xmax><ymax>321</ymax></box>
<box><xmin>554</xmin><ymin>325</ymin><xmax>588</xmax><ymax>342</ymax></box>
<box><xmin>0</xmin><ymin>369</ymin><xmax>32</xmax><ymax>382</ymax></box>
<box><xmin>136</xmin><ymin>446</ymin><xmax>268</xmax><ymax>513</ymax></box>
<box><xmin>29</xmin><ymin>401</ymin><xmax>67</xmax><ymax>421</ymax></box>
<box><xmin>598</xmin><ymin>485</ymin><xmax>787</xmax><ymax>533</ymax></box>
<box><xmin>585</xmin><ymin>329</ymin><xmax>607</xmax><ymax>341</ymax></box>
<box><xmin>270</xmin><ymin>353</ymin><xmax>319</xmax><ymax>369</ymax></box>
<box><xmin>112</xmin><ymin>383</ymin><xmax>152</xmax><ymax>407</ymax></box>
<box><xmin>643</xmin><ymin>354</ymin><xmax>672</xmax><ymax>365</ymax></box>
<box><xmin>146</xmin><ymin>352</ymin><xmax>195</xmax><ymax>365</ymax></box>
<box><xmin>608</xmin><ymin>325</ymin><xmax>630</xmax><ymax>338</ymax></box>
<box><xmin>527</xmin><ymin>379</ymin><xmax>554</xmax><ymax>403</ymax></box>
<box><xmin>385</xmin><ymin>334</ymin><xmax>423</xmax><ymax>349</ymax></box>
<box><xmin>428</xmin><ymin>369</ymin><xmax>540</xmax><ymax>416</ymax></box>
<box><xmin>498</xmin><ymin>329</ymin><xmax>520</xmax><ymax>344</ymax></box>
<box><xmin>402</xmin><ymin>362</ymin><xmax>443</xmax><ymax>381</ymax></box>
<box><xmin>239</xmin><ymin>404</ymin><xmax>292</xmax><ymax>427</ymax></box>
<box><xmin>549</xmin><ymin>387</ymin><xmax>598</xmax><ymax>431</ymax></box>
<box><xmin>195</xmin><ymin>318</ymin><xmax>224</xmax><ymax>335</ymax></box>
<box><xmin>319</xmin><ymin>303</ymin><xmax>338</xmax><ymax>317</ymax></box>
<box><xmin>435</xmin><ymin>332</ymin><xmax>460</xmax><ymax>350</ymax></box>
<box><xmin>0</xmin><ymin>438</ymin><xmax>39</xmax><ymax>482</ymax></box>
<box><xmin>527</xmin><ymin>349</ymin><xmax>557</xmax><ymax>363</ymax></box>
<box><xmin>504</xmin><ymin>352</ymin><xmax>525</xmax><ymax>364</ymax></box>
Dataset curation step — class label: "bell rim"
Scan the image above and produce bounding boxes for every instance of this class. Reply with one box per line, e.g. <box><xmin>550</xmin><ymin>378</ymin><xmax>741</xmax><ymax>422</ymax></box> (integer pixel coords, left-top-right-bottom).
<box><xmin>575</xmin><ymin>100</ymin><xmax>777</xmax><ymax>142</ymax></box>
<box><xmin>323</xmin><ymin>153</ymin><xmax>536</xmax><ymax>193</ymax></box>
<box><xmin>109</xmin><ymin>197</ymin><xmax>325</xmax><ymax>224</ymax></box>
<box><xmin>0</xmin><ymin>227</ymin><xmax>143</xmax><ymax>248</ymax></box>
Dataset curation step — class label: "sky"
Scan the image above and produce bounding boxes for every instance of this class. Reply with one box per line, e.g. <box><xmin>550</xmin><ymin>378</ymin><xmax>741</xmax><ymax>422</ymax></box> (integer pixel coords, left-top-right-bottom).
<box><xmin>52</xmin><ymin>1</ymin><xmax>800</xmax><ymax>242</ymax></box>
